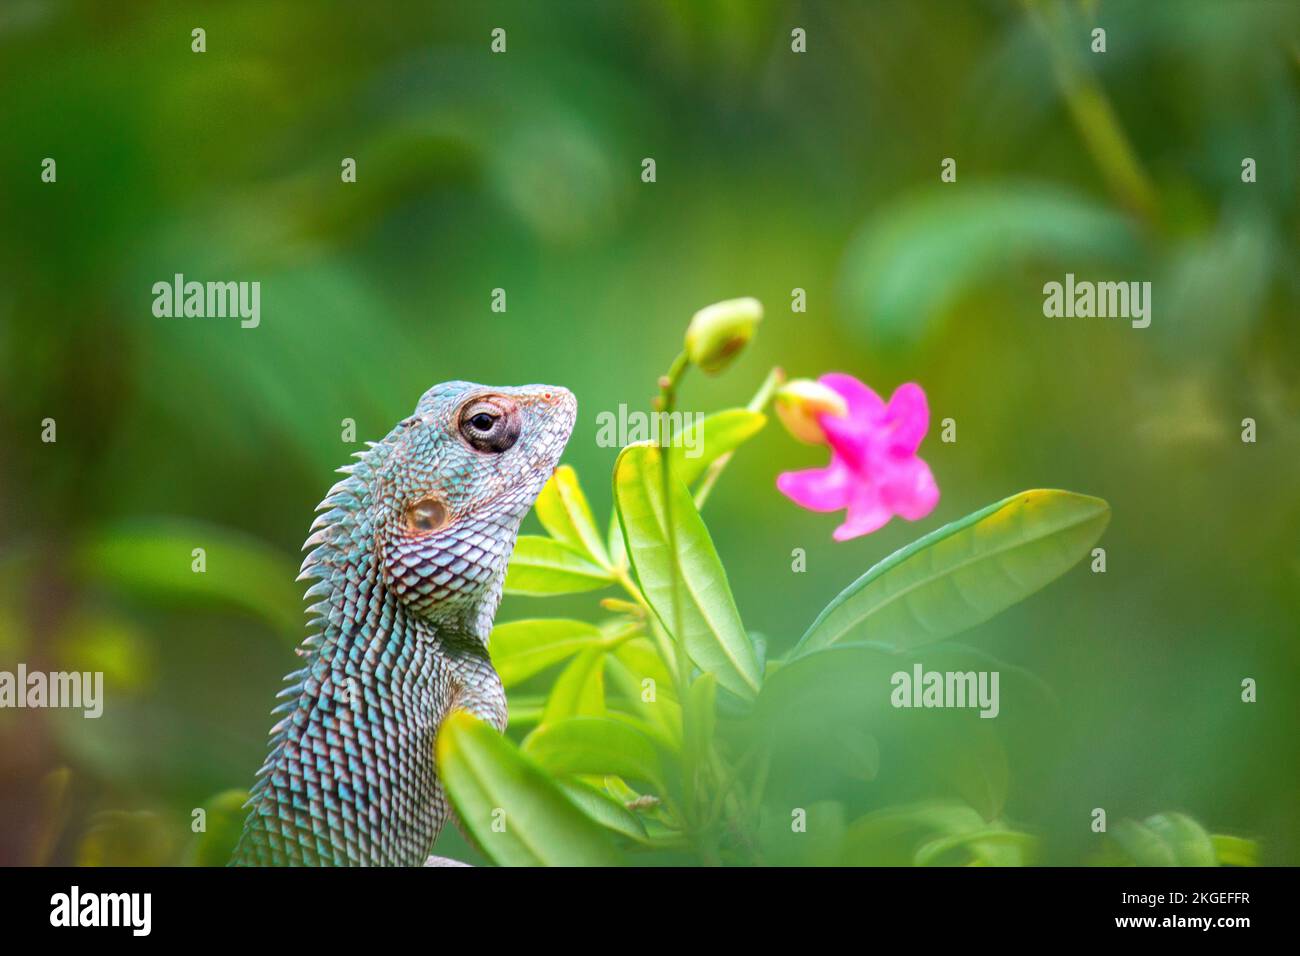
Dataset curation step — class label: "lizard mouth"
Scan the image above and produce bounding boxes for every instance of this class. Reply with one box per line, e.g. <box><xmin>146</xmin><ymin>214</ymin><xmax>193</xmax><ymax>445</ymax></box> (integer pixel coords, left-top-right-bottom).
<box><xmin>526</xmin><ymin>432</ymin><xmax>574</xmax><ymax>478</ymax></box>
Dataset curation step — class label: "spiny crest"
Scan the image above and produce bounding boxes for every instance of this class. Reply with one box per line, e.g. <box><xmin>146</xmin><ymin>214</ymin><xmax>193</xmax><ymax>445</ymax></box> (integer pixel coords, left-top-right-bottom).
<box><xmin>249</xmin><ymin>443</ymin><xmax>389</xmax><ymax>798</ymax></box>
<box><xmin>297</xmin><ymin>447</ymin><xmax>384</xmax><ymax>587</ymax></box>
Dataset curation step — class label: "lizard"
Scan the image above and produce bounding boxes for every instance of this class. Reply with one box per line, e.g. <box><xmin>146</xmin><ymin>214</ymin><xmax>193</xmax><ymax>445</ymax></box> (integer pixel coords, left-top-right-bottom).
<box><xmin>231</xmin><ymin>381</ymin><xmax>576</xmax><ymax>866</ymax></box>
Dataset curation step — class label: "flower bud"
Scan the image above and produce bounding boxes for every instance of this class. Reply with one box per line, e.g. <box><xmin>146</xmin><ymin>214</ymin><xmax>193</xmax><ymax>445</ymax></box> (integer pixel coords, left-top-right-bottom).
<box><xmin>684</xmin><ymin>297</ymin><xmax>762</xmax><ymax>375</ymax></box>
<box><xmin>774</xmin><ymin>378</ymin><xmax>848</xmax><ymax>444</ymax></box>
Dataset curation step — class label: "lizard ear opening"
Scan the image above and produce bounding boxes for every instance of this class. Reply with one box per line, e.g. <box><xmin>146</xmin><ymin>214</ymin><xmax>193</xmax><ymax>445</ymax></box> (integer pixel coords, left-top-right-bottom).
<box><xmin>405</xmin><ymin>497</ymin><xmax>448</xmax><ymax>534</ymax></box>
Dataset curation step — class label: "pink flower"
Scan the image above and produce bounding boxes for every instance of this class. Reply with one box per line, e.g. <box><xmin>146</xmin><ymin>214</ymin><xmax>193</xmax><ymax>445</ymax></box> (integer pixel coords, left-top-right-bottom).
<box><xmin>776</xmin><ymin>374</ymin><xmax>939</xmax><ymax>541</ymax></box>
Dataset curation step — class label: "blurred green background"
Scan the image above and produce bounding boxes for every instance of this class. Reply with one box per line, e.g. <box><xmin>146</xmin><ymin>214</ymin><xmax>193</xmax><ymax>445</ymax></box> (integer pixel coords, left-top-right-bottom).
<box><xmin>1</xmin><ymin>0</ymin><xmax>1297</xmax><ymax>865</ymax></box>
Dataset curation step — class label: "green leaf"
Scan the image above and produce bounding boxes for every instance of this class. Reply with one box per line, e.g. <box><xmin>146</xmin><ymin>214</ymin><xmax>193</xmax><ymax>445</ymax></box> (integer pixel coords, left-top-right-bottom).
<box><xmin>611</xmin><ymin>636</ymin><xmax>677</xmax><ymax>702</ymax></box>
<box><xmin>914</xmin><ymin>828</ymin><xmax>1037</xmax><ymax>867</ymax></box>
<box><xmin>186</xmin><ymin>789</ymin><xmax>251</xmax><ymax>867</ymax></box>
<box><xmin>757</xmin><ymin>643</ymin><xmax>1054</xmax><ymax>747</ymax></box>
<box><xmin>603</xmin><ymin>776</ymin><xmax>643</xmax><ymax>806</ymax></box>
<box><xmin>1111</xmin><ymin>813</ymin><xmax>1218</xmax><ymax>867</ymax></box>
<box><xmin>838</xmin><ymin>184</ymin><xmax>1139</xmax><ymax>352</ymax></box>
<box><xmin>613</xmin><ymin>444</ymin><xmax>761</xmax><ymax>699</ymax></box>
<box><xmin>753</xmin><ymin>642</ymin><xmax>1055</xmax><ymax>816</ymax></box>
<box><xmin>829</xmin><ymin>727</ymin><xmax>880</xmax><ymax>783</ymax></box>
<box><xmin>489</xmin><ymin>619</ymin><xmax>604</xmax><ymax>688</ymax></box>
<box><xmin>556</xmin><ymin>779</ymin><xmax>649</xmax><ymax>843</ymax></box>
<box><xmin>758</xmin><ymin>801</ymin><xmax>847</xmax><ymax>866</ymax></box>
<box><xmin>931</xmin><ymin>724</ymin><xmax>1010</xmax><ymax>822</ymax></box>
<box><xmin>793</xmin><ymin>489</ymin><xmax>1110</xmax><ymax>658</ymax></box>
<box><xmin>603</xmin><ymin>644</ymin><xmax>681</xmax><ymax>748</ymax></box>
<box><xmin>839</xmin><ymin>800</ymin><xmax>988</xmax><ymax>866</ymax></box>
<box><xmin>77</xmin><ymin>810</ymin><xmax>176</xmax><ymax>866</ymax></box>
<box><xmin>522</xmin><ymin>715</ymin><xmax>665</xmax><ymax>790</ymax></box>
<box><xmin>607</xmin><ymin>510</ymin><xmax>627</xmax><ymax>569</ymax></box>
<box><xmin>1211</xmin><ymin>834</ymin><xmax>1259</xmax><ymax>867</ymax></box>
<box><xmin>75</xmin><ymin>518</ymin><xmax>303</xmax><ymax>638</ymax></box>
<box><xmin>535</xmin><ymin>465</ymin><xmax>611</xmax><ymax>567</ymax></box>
<box><xmin>668</xmin><ymin>409</ymin><xmax>767</xmax><ymax>487</ymax></box>
<box><xmin>502</xmin><ymin>694</ymin><xmax>545</xmax><ymax>728</ymax></box>
<box><xmin>542</xmin><ymin>647</ymin><xmax>606</xmax><ymax>723</ymax></box>
<box><xmin>1144</xmin><ymin>813</ymin><xmax>1218</xmax><ymax>866</ymax></box>
<box><xmin>684</xmin><ymin>673</ymin><xmax>717</xmax><ymax>776</ymax></box>
<box><xmin>504</xmin><ymin>535</ymin><xmax>614</xmax><ymax>596</ymax></box>
<box><xmin>602</xmin><ymin>709</ymin><xmax>680</xmax><ymax>755</ymax></box>
<box><xmin>436</xmin><ymin>711</ymin><xmax>621</xmax><ymax>866</ymax></box>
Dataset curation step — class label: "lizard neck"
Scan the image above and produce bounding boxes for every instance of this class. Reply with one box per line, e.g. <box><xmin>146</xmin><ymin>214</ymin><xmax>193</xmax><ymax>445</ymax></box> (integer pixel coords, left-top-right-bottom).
<box><xmin>235</xmin><ymin>456</ymin><xmax>506</xmax><ymax>866</ymax></box>
<box><xmin>298</xmin><ymin>444</ymin><xmax>507</xmax><ymax>645</ymax></box>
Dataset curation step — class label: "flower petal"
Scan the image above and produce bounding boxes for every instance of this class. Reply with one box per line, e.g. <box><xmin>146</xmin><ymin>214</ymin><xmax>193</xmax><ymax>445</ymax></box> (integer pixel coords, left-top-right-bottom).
<box><xmin>818</xmin><ymin>373</ymin><xmax>886</xmax><ymax>469</ymax></box>
<box><xmin>777</xmin><ymin>372</ymin><xmax>941</xmax><ymax>542</ymax></box>
<box><xmin>819</xmin><ymin>373</ymin><xmax>886</xmax><ymax>421</ymax></box>
<box><xmin>834</xmin><ymin>484</ymin><xmax>893</xmax><ymax>540</ymax></box>
<box><xmin>883</xmin><ymin>382</ymin><xmax>930</xmax><ymax>455</ymax></box>
<box><xmin>878</xmin><ymin>454</ymin><xmax>940</xmax><ymax>521</ymax></box>
<box><xmin>776</xmin><ymin>460</ymin><xmax>852</xmax><ymax>513</ymax></box>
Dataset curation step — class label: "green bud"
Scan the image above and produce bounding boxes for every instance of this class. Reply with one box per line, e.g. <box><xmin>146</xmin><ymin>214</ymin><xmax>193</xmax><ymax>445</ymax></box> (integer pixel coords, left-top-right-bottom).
<box><xmin>774</xmin><ymin>378</ymin><xmax>847</xmax><ymax>444</ymax></box>
<box><xmin>684</xmin><ymin>297</ymin><xmax>762</xmax><ymax>375</ymax></box>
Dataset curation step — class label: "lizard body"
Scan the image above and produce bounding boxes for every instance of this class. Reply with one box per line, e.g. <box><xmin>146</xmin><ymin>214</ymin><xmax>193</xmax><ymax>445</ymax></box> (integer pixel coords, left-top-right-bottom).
<box><xmin>231</xmin><ymin>381</ymin><xmax>576</xmax><ymax>866</ymax></box>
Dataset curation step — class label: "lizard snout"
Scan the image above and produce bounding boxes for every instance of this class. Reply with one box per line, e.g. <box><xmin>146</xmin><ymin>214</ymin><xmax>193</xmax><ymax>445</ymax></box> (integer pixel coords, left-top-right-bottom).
<box><xmin>521</xmin><ymin>384</ymin><xmax>577</xmax><ymax>434</ymax></box>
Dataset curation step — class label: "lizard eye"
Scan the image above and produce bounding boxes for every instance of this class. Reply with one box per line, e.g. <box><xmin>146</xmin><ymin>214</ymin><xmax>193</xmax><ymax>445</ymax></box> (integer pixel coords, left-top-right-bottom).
<box><xmin>405</xmin><ymin>497</ymin><xmax>447</xmax><ymax>533</ymax></box>
<box><xmin>458</xmin><ymin>396</ymin><xmax>520</xmax><ymax>453</ymax></box>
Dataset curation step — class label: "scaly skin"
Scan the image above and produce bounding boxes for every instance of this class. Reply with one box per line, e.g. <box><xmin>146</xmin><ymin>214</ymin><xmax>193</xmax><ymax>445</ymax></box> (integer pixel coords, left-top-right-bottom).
<box><xmin>231</xmin><ymin>381</ymin><xmax>576</xmax><ymax>866</ymax></box>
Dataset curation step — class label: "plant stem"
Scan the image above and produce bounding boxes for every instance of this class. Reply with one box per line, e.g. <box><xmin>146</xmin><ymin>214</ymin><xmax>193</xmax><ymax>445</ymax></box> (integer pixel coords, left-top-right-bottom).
<box><xmin>693</xmin><ymin>365</ymin><xmax>785</xmax><ymax>510</ymax></box>
<box><xmin>654</xmin><ymin>352</ymin><xmax>690</xmax><ymax>411</ymax></box>
<box><xmin>612</xmin><ymin>565</ymin><xmax>652</xmax><ymax>614</ymax></box>
<box><xmin>611</xmin><ymin>564</ymin><xmax>678</xmax><ymax>677</ymax></box>
<box><xmin>655</xmin><ymin>352</ymin><xmax>696</xmax><ymax>823</ymax></box>
<box><xmin>645</xmin><ymin>355</ymin><xmax>781</xmax><ymax>855</ymax></box>
<box><xmin>1020</xmin><ymin>0</ymin><xmax>1159</xmax><ymax>223</ymax></box>
<box><xmin>654</xmin><ymin>354</ymin><xmax>691</xmax><ymax>705</ymax></box>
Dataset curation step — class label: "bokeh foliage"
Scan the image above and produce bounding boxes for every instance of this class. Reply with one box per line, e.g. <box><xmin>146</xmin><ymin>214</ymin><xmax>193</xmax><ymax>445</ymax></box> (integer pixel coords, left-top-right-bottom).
<box><xmin>0</xmin><ymin>0</ymin><xmax>1296</xmax><ymax>865</ymax></box>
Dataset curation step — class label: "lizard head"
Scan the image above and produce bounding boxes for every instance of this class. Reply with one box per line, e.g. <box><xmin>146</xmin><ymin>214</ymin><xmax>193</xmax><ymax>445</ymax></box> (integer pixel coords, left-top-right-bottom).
<box><xmin>378</xmin><ymin>380</ymin><xmax>577</xmax><ymax>620</ymax></box>
<box><xmin>303</xmin><ymin>381</ymin><xmax>576</xmax><ymax>636</ymax></box>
